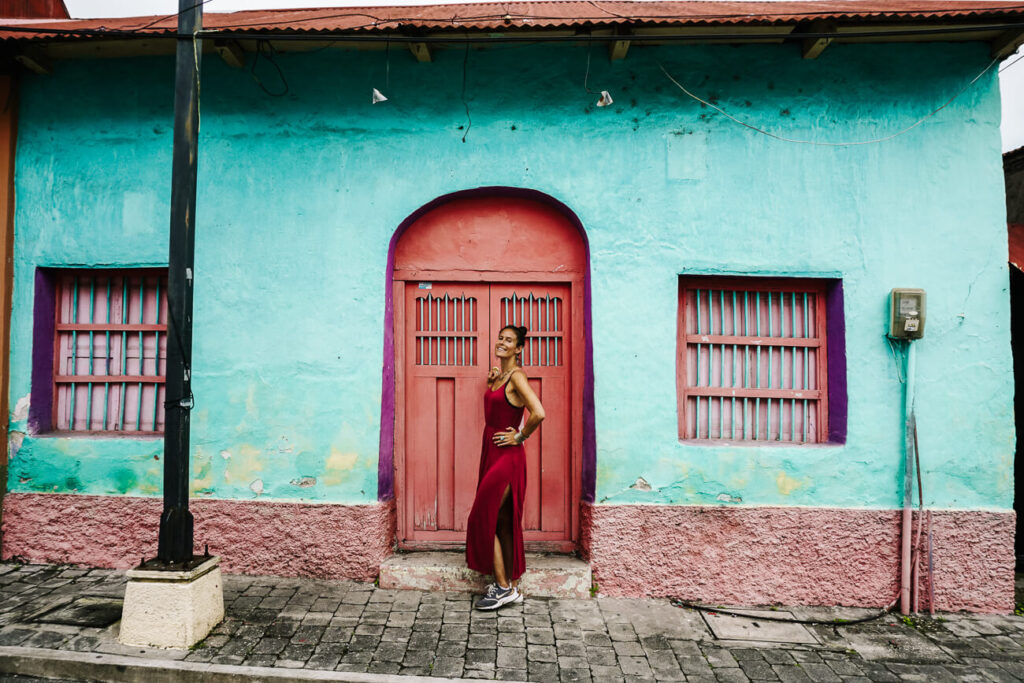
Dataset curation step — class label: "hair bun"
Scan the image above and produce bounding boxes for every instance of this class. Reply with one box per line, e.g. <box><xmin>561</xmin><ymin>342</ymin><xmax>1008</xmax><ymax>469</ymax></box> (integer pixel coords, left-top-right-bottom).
<box><xmin>516</xmin><ymin>325</ymin><xmax>529</xmax><ymax>339</ymax></box>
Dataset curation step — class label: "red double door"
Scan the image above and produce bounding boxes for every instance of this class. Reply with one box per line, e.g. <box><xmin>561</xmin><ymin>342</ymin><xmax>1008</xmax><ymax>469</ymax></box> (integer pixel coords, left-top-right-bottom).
<box><xmin>402</xmin><ymin>281</ymin><xmax>572</xmax><ymax>549</ymax></box>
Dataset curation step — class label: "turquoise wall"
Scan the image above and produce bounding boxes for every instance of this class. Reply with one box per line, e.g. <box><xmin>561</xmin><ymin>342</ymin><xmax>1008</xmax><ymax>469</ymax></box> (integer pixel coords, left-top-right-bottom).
<box><xmin>6</xmin><ymin>42</ymin><xmax>1014</xmax><ymax>510</ymax></box>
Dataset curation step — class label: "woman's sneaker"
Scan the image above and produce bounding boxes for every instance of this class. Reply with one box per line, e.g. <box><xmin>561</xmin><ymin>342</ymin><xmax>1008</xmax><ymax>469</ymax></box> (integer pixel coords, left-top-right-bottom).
<box><xmin>485</xmin><ymin>582</ymin><xmax>523</xmax><ymax>604</ymax></box>
<box><xmin>475</xmin><ymin>584</ymin><xmax>520</xmax><ymax>610</ymax></box>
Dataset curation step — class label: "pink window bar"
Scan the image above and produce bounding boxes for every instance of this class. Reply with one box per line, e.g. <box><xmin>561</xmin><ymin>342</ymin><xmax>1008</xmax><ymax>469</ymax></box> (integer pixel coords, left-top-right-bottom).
<box><xmin>500</xmin><ymin>293</ymin><xmax>563</xmax><ymax>367</ymax></box>
<box><xmin>415</xmin><ymin>293</ymin><xmax>478</xmax><ymax>366</ymax></box>
<box><xmin>677</xmin><ymin>277</ymin><xmax>829</xmax><ymax>443</ymax></box>
<box><xmin>54</xmin><ymin>270</ymin><xmax>168</xmax><ymax>433</ymax></box>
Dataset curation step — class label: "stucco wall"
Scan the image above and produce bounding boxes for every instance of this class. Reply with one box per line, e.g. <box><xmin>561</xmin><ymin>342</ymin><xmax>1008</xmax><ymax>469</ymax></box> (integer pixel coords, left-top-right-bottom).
<box><xmin>580</xmin><ymin>502</ymin><xmax>1014</xmax><ymax>612</ymax></box>
<box><xmin>5</xmin><ymin>42</ymin><xmax>1013</xmax><ymax>513</ymax></box>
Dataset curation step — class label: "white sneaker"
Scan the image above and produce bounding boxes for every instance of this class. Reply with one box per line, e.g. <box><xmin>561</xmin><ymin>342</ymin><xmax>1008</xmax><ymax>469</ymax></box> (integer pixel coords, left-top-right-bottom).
<box><xmin>476</xmin><ymin>584</ymin><xmax>520</xmax><ymax>610</ymax></box>
<box><xmin>485</xmin><ymin>582</ymin><xmax>523</xmax><ymax>603</ymax></box>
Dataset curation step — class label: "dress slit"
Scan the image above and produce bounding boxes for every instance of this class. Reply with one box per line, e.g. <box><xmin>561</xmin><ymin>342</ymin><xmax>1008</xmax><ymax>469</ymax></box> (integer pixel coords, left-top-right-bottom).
<box><xmin>466</xmin><ymin>381</ymin><xmax>528</xmax><ymax>581</ymax></box>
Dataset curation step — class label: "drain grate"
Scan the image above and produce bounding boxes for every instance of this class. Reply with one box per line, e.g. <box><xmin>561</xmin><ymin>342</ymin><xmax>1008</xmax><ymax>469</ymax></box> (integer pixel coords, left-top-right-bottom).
<box><xmin>31</xmin><ymin>596</ymin><xmax>123</xmax><ymax>628</ymax></box>
<box><xmin>701</xmin><ymin>609</ymin><xmax>819</xmax><ymax>645</ymax></box>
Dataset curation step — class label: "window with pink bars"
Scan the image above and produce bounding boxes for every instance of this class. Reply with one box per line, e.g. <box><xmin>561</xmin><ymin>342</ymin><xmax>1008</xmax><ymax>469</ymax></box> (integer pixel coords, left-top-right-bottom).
<box><xmin>677</xmin><ymin>277</ymin><xmax>829</xmax><ymax>444</ymax></box>
<box><xmin>54</xmin><ymin>270</ymin><xmax>168</xmax><ymax>433</ymax></box>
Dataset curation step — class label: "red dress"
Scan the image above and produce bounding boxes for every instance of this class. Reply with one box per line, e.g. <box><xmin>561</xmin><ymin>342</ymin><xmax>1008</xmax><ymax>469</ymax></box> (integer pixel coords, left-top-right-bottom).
<box><xmin>465</xmin><ymin>379</ymin><xmax>527</xmax><ymax>581</ymax></box>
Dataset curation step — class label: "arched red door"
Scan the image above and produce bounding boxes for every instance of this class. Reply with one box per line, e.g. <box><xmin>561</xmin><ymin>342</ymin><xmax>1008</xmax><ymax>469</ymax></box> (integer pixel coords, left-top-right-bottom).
<box><xmin>392</xmin><ymin>196</ymin><xmax>586</xmax><ymax>552</ymax></box>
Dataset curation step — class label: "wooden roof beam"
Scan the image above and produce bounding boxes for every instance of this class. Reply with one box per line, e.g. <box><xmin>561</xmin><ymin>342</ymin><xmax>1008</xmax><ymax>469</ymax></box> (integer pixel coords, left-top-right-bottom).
<box><xmin>991</xmin><ymin>28</ymin><xmax>1024</xmax><ymax>59</ymax></box>
<box><xmin>14</xmin><ymin>49</ymin><xmax>50</xmax><ymax>74</ymax></box>
<box><xmin>801</xmin><ymin>20</ymin><xmax>836</xmax><ymax>60</ymax></box>
<box><xmin>608</xmin><ymin>28</ymin><xmax>631</xmax><ymax>61</ymax></box>
<box><xmin>408</xmin><ymin>42</ymin><xmax>432</xmax><ymax>62</ymax></box>
<box><xmin>213</xmin><ymin>39</ymin><xmax>245</xmax><ymax>68</ymax></box>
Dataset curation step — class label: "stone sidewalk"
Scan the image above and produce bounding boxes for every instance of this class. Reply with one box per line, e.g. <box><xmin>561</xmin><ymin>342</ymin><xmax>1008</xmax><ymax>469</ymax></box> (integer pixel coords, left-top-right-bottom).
<box><xmin>0</xmin><ymin>562</ymin><xmax>1022</xmax><ymax>681</ymax></box>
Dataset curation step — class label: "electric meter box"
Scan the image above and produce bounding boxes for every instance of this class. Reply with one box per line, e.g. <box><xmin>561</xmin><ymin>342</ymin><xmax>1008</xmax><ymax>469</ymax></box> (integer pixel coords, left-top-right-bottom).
<box><xmin>888</xmin><ymin>288</ymin><xmax>926</xmax><ymax>340</ymax></box>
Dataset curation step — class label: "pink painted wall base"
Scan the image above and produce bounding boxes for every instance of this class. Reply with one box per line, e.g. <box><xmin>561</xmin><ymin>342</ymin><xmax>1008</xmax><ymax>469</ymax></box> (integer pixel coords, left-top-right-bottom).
<box><xmin>580</xmin><ymin>502</ymin><xmax>1014</xmax><ymax>613</ymax></box>
<box><xmin>2</xmin><ymin>493</ymin><xmax>395</xmax><ymax>581</ymax></box>
<box><xmin>3</xmin><ymin>494</ymin><xmax>1012</xmax><ymax>612</ymax></box>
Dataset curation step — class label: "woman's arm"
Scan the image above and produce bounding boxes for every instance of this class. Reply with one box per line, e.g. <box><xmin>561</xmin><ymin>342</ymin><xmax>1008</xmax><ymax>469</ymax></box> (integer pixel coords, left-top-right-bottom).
<box><xmin>509</xmin><ymin>370</ymin><xmax>545</xmax><ymax>440</ymax></box>
<box><xmin>493</xmin><ymin>370</ymin><xmax>546</xmax><ymax>447</ymax></box>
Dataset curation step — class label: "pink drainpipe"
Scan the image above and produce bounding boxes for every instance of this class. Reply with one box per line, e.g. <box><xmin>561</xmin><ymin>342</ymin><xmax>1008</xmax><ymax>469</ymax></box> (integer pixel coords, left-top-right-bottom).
<box><xmin>900</xmin><ymin>342</ymin><xmax>917</xmax><ymax>615</ymax></box>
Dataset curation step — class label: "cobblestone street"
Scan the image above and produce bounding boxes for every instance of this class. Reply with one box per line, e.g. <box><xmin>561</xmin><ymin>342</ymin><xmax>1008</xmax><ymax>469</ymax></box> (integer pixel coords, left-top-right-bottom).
<box><xmin>0</xmin><ymin>562</ymin><xmax>1023</xmax><ymax>681</ymax></box>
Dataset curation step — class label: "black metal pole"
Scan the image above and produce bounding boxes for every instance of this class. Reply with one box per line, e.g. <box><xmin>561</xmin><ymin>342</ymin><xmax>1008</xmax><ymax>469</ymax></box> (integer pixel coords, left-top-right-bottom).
<box><xmin>157</xmin><ymin>0</ymin><xmax>202</xmax><ymax>565</ymax></box>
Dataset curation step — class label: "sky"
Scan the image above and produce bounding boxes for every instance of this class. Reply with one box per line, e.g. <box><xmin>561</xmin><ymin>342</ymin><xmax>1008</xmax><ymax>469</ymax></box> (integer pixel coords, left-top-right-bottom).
<box><xmin>64</xmin><ymin>0</ymin><xmax>1024</xmax><ymax>152</ymax></box>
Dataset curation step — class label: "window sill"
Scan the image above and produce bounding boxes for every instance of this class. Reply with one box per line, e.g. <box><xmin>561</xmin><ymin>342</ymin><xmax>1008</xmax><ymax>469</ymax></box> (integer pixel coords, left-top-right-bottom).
<box><xmin>35</xmin><ymin>431</ymin><xmax>164</xmax><ymax>440</ymax></box>
<box><xmin>679</xmin><ymin>438</ymin><xmax>844</xmax><ymax>448</ymax></box>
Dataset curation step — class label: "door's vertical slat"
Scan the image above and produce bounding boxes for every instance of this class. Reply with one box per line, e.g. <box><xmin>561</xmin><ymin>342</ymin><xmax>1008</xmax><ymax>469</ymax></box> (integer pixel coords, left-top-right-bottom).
<box><xmin>538</xmin><ymin>376</ymin><xmax>566</xmax><ymax>532</ymax></box>
<box><xmin>803</xmin><ymin>292</ymin><xmax>810</xmax><ymax>443</ymax></box>
<box><xmin>753</xmin><ymin>291</ymin><xmax>761</xmax><ymax>439</ymax></box>
<box><xmin>545</xmin><ymin>296</ymin><xmax>550</xmax><ymax>366</ymax></box>
<box><xmin>151</xmin><ymin>277</ymin><xmax>161</xmax><ymax>430</ymax></box>
<box><xmin>553</xmin><ymin>298</ymin><xmax>559</xmax><ymax>366</ymax></box>
<box><xmin>436</xmin><ymin>378</ymin><xmax>455</xmax><ymax>530</ymax></box>
<box><xmin>102</xmin><ymin>278</ymin><xmax>112</xmax><ymax>430</ymax></box>
<box><xmin>68</xmin><ymin>276</ymin><xmax>79</xmax><ymax>430</ymax></box>
<box><xmin>523</xmin><ymin>376</ymin><xmax>542</xmax><ymax>531</ymax></box>
<box><xmin>135</xmin><ymin>278</ymin><xmax>144</xmax><ymax>431</ymax></box>
<box><xmin>730</xmin><ymin>290</ymin><xmax>737</xmax><ymax>439</ymax></box>
<box><xmin>85</xmin><ymin>278</ymin><xmax>95</xmax><ymax>430</ymax></box>
<box><xmin>411</xmin><ymin>376</ymin><xmax>437</xmax><ymax>531</ymax></box>
<box><xmin>706</xmin><ymin>289</ymin><xmax>712</xmax><ymax>438</ymax></box>
<box><xmin>694</xmin><ymin>288</ymin><xmax>701</xmax><ymax>438</ymax></box>
<box><xmin>766</xmin><ymin>291</ymin><xmax>773</xmax><ymax>440</ymax></box>
<box><xmin>742</xmin><ymin>290</ymin><xmax>749</xmax><ymax>440</ymax></box>
<box><xmin>118</xmin><ymin>276</ymin><xmax>128</xmax><ymax>430</ymax></box>
<box><xmin>790</xmin><ymin>291</ymin><xmax>797</xmax><ymax>442</ymax></box>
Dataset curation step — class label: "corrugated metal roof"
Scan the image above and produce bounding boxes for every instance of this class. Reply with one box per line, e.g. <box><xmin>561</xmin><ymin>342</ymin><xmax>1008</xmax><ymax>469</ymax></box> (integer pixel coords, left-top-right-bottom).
<box><xmin>3</xmin><ymin>1</ymin><xmax>1024</xmax><ymax>39</ymax></box>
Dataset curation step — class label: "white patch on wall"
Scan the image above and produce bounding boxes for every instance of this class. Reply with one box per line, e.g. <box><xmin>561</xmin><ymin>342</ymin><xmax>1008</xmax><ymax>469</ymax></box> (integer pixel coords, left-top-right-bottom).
<box><xmin>8</xmin><ymin>431</ymin><xmax>24</xmax><ymax>460</ymax></box>
<box><xmin>11</xmin><ymin>394</ymin><xmax>29</xmax><ymax>422</ymax></box>
<box><xmin>122</xmin><ymin>192</ymin><xmax>153</xmax><ymax>235</ymax></box>
<box><xmin>666</xmin><ymin>131</ymin><xmax>707</xmax><ymax>181</ymax></box>
<box><xmin>630</xmin><ymin>477</ymin><xmax>652</xmax><ymax>491</ymax></box>
<box><xmin>249</xmin><ymin>479</ymin><xmax>264</xmax><ymax>496</ymax></box>
<box><xmin>219</xmin><ymin>450</ymin><xmax>231</xmax><ymax>460</ymax></box>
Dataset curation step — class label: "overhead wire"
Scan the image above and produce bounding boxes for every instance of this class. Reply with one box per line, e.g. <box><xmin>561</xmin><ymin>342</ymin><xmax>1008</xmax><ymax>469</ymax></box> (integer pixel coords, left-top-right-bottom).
<box><xmin>658</xmin><ymin>55</ymin><xmax>1001</xmax><ymax>146</ymax></box>
<box><xmin>127</xmin><ymin>0</ymin><xmax>215</xmax><ymax>32</ymax></box>
<box><xmin>461</xmin><ymin>40</ymin><xmax>472</xmax><ymax>142</ymax></box>
<box><xmin>1000</xmin><ymin>49</ymin><xmax>1024</xmax><ymax>72</ymax></box>
<box><xmin>250</xmin><ymin>39</ymin><xmax>289</xmax><ymax>97</ymax></box>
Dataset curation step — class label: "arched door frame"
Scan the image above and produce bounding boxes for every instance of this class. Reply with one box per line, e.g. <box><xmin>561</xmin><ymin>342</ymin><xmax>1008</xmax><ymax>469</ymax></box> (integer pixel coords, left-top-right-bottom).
<box><xmin>378</xmin><ymin>187</ymin><xmax>596</xmax><ymax>550</ymax></box>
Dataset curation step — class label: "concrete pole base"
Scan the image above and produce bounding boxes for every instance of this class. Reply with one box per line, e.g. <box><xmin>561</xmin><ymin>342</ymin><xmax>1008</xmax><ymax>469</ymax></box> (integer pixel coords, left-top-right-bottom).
<box><xmin>118</xmin><ymin>555</ymin><xmax>224</xmax><ymax>649</ymax></box>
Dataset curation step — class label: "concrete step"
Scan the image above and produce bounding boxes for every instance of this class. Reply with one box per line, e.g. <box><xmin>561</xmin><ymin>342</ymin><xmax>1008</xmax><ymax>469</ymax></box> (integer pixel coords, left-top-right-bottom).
<box><xmin>379</xmin><ymin>552</ymin><xmax>592</xmax><ymax>599</ymax></box>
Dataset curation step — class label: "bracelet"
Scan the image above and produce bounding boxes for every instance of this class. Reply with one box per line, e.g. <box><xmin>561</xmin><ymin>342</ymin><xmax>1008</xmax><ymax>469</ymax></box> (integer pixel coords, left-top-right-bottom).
<box><xmin>514</xmin><ymin>431</ymin><xmax>526</xmax><ymax>444</ymax></box>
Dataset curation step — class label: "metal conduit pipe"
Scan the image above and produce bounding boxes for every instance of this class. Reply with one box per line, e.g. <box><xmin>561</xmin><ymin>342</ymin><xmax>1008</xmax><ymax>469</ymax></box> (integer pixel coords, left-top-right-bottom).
<box><xmin>900</xmin><ymin>342</ymin><xmax>917</xmax><ymax>615</ymax></box>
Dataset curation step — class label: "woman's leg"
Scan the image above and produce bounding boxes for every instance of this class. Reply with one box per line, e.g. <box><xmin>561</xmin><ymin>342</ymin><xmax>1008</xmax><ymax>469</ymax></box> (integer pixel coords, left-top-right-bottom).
<box><xmin>492</xmin><ymin>485</ymin><xmax>513</xmax><ymax>588</ymax></box>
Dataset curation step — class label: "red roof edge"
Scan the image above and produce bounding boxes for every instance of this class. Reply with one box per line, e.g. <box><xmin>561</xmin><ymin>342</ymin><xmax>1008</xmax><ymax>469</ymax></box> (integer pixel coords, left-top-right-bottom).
<box><xmin>3</xmin><ymin>1</ymin><xmax>1024</xmax><ymax>40</ymax></box>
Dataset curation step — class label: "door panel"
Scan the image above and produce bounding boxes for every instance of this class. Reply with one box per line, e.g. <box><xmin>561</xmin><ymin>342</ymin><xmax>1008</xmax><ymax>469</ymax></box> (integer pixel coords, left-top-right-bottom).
<box><xmin>405</xmin><ymin>283</ymin><xmax>488</xmax><ymax>541</ymax></box>
<box><xmin>490</xmin><ymin>284</ymin><xmax>571</xmax><ymax>542</ymax></box>
<box><xmin>402</xmin><ymin>281</ymin><xmax>572</xmax><ymax>546</ymax></box>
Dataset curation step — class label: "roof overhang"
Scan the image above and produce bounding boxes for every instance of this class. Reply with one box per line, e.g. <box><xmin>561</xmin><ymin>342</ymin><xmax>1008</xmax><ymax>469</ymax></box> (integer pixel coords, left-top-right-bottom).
<box><xmin>2</xmin><ymin>1</ymin><xmax>1024</xmax><ymax>63</ymax></box>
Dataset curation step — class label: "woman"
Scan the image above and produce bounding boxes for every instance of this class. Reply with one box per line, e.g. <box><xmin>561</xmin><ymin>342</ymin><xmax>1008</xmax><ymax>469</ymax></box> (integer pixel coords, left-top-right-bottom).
<box><xmin>465</xmin><ymin>324</ymin><xmax>545</xmax><ymax>610</ymax></box>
